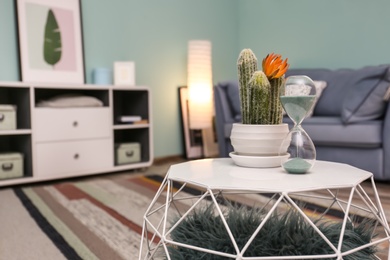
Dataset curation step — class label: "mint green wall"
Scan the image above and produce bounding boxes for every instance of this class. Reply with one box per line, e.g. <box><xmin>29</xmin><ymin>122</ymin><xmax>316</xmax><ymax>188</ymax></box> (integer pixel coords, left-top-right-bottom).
<box><xmin>1</xmin><ymin>0</ymin><xmax>389</xmax><ymax>159</ymax></box>
<box><xmin>0</xmin><ymin>0</ymin><xmax>238</xmax><ymax>158</ymax></box>
<box><xmin>82</xmin><ymin>1</ymin><xmax>239</xmax><ymax>158</ymax></box>
<box><xmin>0</xmin><ymin>1</ymin><xmax>19</xmax><ymax>81</ymax></box>
<box><xmin>238</xmin><ymin>0</ymin><xmax>390</xmax><ymax>69</ymax></box>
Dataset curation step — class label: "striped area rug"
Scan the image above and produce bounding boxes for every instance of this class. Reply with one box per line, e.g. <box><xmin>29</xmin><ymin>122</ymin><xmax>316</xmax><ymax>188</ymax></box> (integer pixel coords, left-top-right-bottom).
<box><xmin>10</xmin><ymin>174</ymin><xmax>165</xmax><ymax>260</ymax></box>
<box><xmin>4</xmin><ymin>171</ymin><xmax>390</xmax><ymax>259</ymax></box>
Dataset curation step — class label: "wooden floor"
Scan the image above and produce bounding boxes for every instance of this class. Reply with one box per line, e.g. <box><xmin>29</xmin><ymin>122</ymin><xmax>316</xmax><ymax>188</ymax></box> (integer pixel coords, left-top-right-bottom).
<box><xmin>369</xmin><ymin>180</ymin><xmax>390</xmax><ymax>220</ymax></box>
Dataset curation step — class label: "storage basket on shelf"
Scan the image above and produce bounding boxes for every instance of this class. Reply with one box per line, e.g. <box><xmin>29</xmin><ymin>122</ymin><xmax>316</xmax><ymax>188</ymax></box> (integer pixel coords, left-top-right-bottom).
<box><xmin>0</xmin><ymin>105</ymin><xmax>17</xmax><ymax>130</ymax></box>
<box><xmin>115</xmin><ymin>142</ymin><xmax>141</xmax><ymax>165</ymax></box>
<box><xmin>0</xmin><ymin>152</ymin><xmax>23</xmax><ymax>179</ymax></box>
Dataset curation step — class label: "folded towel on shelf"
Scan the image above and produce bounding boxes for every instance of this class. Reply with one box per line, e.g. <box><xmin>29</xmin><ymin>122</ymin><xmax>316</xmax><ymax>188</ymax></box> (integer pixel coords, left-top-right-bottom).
<box><xmin>37</xmin><ymin>94</ymin><xmax>103</xmax><ymax>108</ymax></box>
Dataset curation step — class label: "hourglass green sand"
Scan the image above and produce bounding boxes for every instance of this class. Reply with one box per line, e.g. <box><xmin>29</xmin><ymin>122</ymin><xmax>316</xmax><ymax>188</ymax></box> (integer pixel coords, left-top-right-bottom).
<box><xmin>283</xmin><ymin>156</ymin><xmax>312</xmax><ymax>174</ymax></box>
<box><xmin>280</xmin><ymin>95</ymin><xmax>316</xmax><ymax>124</ymax></box>
<box><xmin>280</xmin><ymin>76</ymin><xmax>317</xmax><ymax>174</ymax></box>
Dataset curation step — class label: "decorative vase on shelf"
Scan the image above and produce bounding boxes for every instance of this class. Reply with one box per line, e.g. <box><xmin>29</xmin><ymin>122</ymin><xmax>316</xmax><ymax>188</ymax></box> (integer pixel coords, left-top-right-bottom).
<box><xmin>279</xmin><ymin>75</ymin><xmax>317</xmax><ymax>174</ymax></box>
<box><xmin>229</xmin><ymin>49</ymin><xmax>290</xmax><ymax>168</ymax></box>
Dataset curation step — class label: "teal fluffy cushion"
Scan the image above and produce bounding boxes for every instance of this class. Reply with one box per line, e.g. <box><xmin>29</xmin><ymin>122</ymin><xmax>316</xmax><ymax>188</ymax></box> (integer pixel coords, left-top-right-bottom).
<box><xmin>342</xmin><ymin>66</ymin><xmax>390</xmax><ymax>123</ymax></box>
<box><xmin>169</xmin><ymin>206</ymin><xmax>377</xmax><ymax>259</ymax></box>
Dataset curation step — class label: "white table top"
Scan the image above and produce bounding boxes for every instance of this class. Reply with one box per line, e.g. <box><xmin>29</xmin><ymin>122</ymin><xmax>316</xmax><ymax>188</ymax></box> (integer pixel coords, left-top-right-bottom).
<box><xmin>167</xmin><ymin>158</ymin><xmax>372</xmax><ymax>192</ymax></box>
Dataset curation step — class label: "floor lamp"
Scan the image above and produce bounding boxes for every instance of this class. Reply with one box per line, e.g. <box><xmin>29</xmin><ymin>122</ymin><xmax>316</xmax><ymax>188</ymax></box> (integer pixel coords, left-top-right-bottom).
<box><xmin>187</xmin><ymin>40</ymin><xmax>217</xmax><ymax>158</ymax></box>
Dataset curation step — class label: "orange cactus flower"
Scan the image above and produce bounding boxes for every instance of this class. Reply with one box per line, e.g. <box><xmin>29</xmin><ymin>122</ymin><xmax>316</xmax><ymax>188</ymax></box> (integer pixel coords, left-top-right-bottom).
<box><xmin>262</xmin><ymin>53</ymin><xmax>289</xmax><ymax>79</ymax></box>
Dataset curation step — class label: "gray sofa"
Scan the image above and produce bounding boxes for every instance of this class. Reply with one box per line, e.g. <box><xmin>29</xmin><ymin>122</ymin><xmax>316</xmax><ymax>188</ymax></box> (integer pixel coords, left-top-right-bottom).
<box><xmin>214</xmin><ymin>65</ymin><xmax>390</xmax><ymax>180</ymax></box>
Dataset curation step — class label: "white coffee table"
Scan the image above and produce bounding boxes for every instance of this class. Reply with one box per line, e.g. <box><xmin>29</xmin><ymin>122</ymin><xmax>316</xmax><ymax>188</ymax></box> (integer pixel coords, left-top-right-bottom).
<box><xmin>139</xmin><ymin>158</ymin><xmax>390</xmax><ymax>259</ymax></box>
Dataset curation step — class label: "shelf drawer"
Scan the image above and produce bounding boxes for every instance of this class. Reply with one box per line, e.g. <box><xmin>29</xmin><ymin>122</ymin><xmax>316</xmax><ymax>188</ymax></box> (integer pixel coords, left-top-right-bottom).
<box><xmin>34</xmin><ymin>108</ymin><xmax>111</xmax><ymax>142</ymax></box>
<box><xmin>35</xmin><ymin>138</ymin><xmax>113</xmax><ymax>177</ymax></box>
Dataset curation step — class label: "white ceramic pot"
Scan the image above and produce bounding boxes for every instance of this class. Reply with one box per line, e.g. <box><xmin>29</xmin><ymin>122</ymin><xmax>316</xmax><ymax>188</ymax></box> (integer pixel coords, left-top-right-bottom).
<box><xmin>230</xmin><ymin>123</ymin><xmax>289</xmax><ymax>156</ymax></box>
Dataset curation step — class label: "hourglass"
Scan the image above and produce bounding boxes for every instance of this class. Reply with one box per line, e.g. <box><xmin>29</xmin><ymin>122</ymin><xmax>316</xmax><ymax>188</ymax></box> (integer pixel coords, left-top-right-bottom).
<box><xmin>279</xmin><ymin>76</ymin><xmax>317</xmax><ymax>174</ymax></box>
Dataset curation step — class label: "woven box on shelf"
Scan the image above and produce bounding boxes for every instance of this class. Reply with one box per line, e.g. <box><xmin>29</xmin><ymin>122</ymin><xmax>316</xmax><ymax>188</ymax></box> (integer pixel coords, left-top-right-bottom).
<box><xmin>0</xmin><ymin>152</ymin><xmax>23</xmax><ymax>179</ymax></box>
<box><xmin>115</xmin><ymin>142</ymin><xmax>141</xmax><ymax>165</ymax></box>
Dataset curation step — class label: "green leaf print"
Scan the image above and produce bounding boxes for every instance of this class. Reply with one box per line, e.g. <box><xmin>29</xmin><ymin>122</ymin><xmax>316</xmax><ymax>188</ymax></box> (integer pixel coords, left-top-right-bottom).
<box><xmin>43</xmin><ymin>9</ymin><xmax>62</xmax><ymax>66</ymax></box>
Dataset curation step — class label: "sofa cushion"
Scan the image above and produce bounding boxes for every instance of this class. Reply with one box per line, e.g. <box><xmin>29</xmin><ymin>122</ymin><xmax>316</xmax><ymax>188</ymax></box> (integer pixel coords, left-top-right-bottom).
<box><xmin>286</xmin><ymin>68</ymin><xmax>335</xmax><ymax>116</ymax></box>
<box><xmin>307</xmin><ymin>80</ymin><xmax>327</xmax><ymax>117</ymax></box>
<box><xmin>283</xmin><ymin>117</ymin><xmax>382</xmax><ymax>148</ymax></box>
<box><xmin>283</xmin><ymin>80</ymin><xmax>327</xmax><ymax>118</ymax></box>
<box><xmin>286</xmin><ymin>65</ymin><xmax>390</xmax><ymax>117</ymax></box>
<box><xmin>341</xmin><ymin>66</ymin><xmax>390</xmax><ymax>123</ymax></box>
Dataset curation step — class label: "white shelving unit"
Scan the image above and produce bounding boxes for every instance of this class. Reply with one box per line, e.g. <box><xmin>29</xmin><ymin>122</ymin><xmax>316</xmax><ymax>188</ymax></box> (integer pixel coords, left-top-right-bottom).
<box><xmin>0</xmin><ymin>81</ymin><xmax>153</xmax><ymax>187</ymax></box>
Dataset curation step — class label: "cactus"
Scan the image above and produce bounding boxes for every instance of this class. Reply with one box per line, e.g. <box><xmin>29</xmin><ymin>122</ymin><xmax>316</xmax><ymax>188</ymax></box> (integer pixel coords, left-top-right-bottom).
<box><xmin>248</xmin><ymin>71</ymin><xmax>270</xmax><ymax>124</ymax></box>
<box><xmin>237</xmin><ymin>49</ymin><xmax>258</xmax><ymax>124</ymax></box>
<box><xmin>268</xmin><ymin>77</ymin><xmax>285</xmax><ymax>124</ymax></box>
<box><xmin>237</xmin><ymin>50</ymin><xmax>288</xmax><ymax>125</ymax></box>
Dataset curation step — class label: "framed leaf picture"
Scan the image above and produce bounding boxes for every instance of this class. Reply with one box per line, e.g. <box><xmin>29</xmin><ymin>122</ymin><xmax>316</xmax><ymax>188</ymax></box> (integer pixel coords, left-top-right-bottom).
<box><xmin>16</xmin><ymin>0</ymin><xmax>85</xmax><ymax>84</ymax></box>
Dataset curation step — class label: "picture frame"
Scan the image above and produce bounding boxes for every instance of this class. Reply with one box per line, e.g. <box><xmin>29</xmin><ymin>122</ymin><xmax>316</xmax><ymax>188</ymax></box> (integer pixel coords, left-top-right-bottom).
<box><xmin>114</xmin><ymin>61</ymin><xmax>135</xmax><ymax>86</ymax></box>
<box><xmin>179</xmin><ymin>86</ymin><xmax>202</xmax><ymax>159</ymax></box>
<box><xmin>178</xmin><ymin>86</ymin><xmax>219</xmax><ymax>159</ymax></box>
<box><xmin>15</xmin><ymin>0</ymin><xmax>85</xmax><ymax>84</ymax></box>
<box><xmin>201</xmin><ymin>117</ymin><xmax>219</xmax><ymax>158</ymax></box>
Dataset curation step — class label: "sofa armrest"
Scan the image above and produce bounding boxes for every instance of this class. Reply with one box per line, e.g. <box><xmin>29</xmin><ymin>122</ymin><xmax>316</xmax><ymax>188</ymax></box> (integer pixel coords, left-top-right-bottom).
<box><xmin>214</xmin><ymin>84</ymin><xmax>237</xmax><ymax>125</ymax></box>
<box><xmin>383</xmin><ymin>101</ymin><xmax>390</xmax><ymax>179</ymax></box>
<box><xmin>384</xmin><ymin>85</ymin><xmax>390</xmax><ymax>101</ymax></box>
<box><xmin>214</xmin><ymin>82</ymin><xmax>241</xmax><ymax>157</ymax></box>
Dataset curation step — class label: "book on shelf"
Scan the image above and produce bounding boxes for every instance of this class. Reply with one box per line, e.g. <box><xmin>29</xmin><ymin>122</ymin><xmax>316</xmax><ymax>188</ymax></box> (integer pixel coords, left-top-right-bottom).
<box><xmin>117</xmin><ymin>116</ymin><xmax>148</xmax><ymax>124</ymax></box>
<box><xmin>133</xmin><ymin>119</ymin><xmax>148</xmax><ymax>124</ymax></box>
<box><xmin>117</xmin><ymin>115</ymin><xmax>142</xmax><ymax>123</ymax></box>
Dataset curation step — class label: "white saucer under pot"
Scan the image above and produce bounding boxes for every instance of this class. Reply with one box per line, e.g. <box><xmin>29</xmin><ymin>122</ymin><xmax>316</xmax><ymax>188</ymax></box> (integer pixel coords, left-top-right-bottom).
<box><xmin>229</xmin><ymin>152</ymin><xmax>289</xmax><ymax>168</ymax></box>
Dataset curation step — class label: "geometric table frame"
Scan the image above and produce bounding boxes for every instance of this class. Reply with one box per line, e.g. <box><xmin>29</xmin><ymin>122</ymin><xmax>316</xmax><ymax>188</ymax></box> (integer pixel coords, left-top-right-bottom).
<box><xmin>139</xmin><ymin>159</ymin><xmax>390</xmax><ymax>260</ymax></box>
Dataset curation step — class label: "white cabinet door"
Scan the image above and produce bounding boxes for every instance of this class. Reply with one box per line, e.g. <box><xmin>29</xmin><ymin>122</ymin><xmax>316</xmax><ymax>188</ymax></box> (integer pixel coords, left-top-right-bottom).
<box><xmin>35</xmin><ymin>138</ymin><xmax>113</xmax><ymax>177</ymax></box>
<box><xmin>34</xmin><ymin>107</ymin><xmax>111</xmax><ymax>142</ymax></box>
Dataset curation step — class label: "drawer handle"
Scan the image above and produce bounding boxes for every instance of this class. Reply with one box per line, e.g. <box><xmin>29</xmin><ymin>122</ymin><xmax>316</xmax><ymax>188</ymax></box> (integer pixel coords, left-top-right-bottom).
<box><xmin>126</xmin><ymin>151</ymin><xmax>134</xmax><ymax>157</ymax></box>
<box><xmin>2</xmin><ymin>163</ymin><xmax>13</xmax><ymax>171</ymax></box>
<box><xmin>73</xmin><ymin>121</ymin><xmax>78</xmax><ymax>127</ymax></box>
<box><xmin>74</xmin><ymin>153</ymin><xmax>79</xmax><ymax>160</ymax></box>
<box><xmin>0</xmin><ymin>113</ymin><xmax>4</xmax><ymax>122</ymax></box>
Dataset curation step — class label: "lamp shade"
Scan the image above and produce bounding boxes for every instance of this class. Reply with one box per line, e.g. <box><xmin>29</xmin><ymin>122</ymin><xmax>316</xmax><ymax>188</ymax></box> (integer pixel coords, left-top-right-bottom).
<box><xmin>187</xmin><ymin>40</ymin><xmax>213</xmax><ymax>129</ymax></box>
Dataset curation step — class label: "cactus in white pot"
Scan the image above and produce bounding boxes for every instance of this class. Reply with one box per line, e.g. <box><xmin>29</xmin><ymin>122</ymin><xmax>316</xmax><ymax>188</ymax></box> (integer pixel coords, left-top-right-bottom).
<box><xmin>231</xmin><ymin>49</ymin><xmax>290</xmax><ymax>167</ymax></box>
